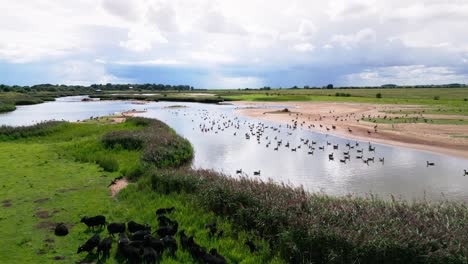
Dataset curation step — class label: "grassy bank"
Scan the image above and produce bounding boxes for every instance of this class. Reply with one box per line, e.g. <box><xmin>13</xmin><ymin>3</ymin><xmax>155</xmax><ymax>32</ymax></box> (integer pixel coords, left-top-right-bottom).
<box><xmin>148</xmin><ymin>169</ymin><xmax>468</xmax><ymax>263</ymax></box>
<box><xmin>0</xmin><ymin>92</ymin><xmax>50</xmax><ymax>113</ymax></box>
<box><xmin>91</xmin><ymin>94</ymin><xmax>227</xmax><ymax>104</ymax></box>
<box><xmin>1</xmin><ymin>116</ymin><xmax>467</xmax><ymax>263</ymax></box>
<box><xmin>0</xmin><ymin>119</ymin><xmax>279</xmax><ymax>263</ymax></box>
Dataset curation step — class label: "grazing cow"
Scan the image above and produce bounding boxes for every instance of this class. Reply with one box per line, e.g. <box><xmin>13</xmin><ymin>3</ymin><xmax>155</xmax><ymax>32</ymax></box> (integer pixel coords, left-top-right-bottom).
<box><xmin>54</xmin><ymin>223</ymin><xmax>68</xmax><ymax>236</ymax></box>
<box><xmin>205</xmin><ymin>223</ymin><xmax>218</xmax><ymax>238</ymax></box>
<box><xmin>97</xmin><ymin>237</ymin><xmax>112</xmax><ymax>260</ymax></box>
<box><xmin>179</xmin><ymin>230</ymin><xmax>192</xmax><ymax>250</ymax></box>
<box><xmin>245</xmin><ymin>240</ymin><xmax>257</xmax><ymax>253</ymax></box>
<box><xmin>119</xmin><ymin>243</ymin><xmax>141</xmax><ymax>264</ymax></box>
<box><xmin>132</xmin><ymin>230</ymin><xmax>151</xmax><ymax>241</ymax></box>
<box><xmin>143</xmin><ymin>247</ymin><xmax>159</xmax><ymax>264</ymax></box>
<box><xmin>81</xmin><ymin>215</ymin><xmax>106</xmax><ymax>229</ymax></box>
<box><xmin>144</xmin><ymin>235</ymin><xmax>165</xmax><ymax>255</ymax></box>
<box><xmin>128</xmin><ymin>220</ymin><xmax>150</xmax><ymax>233</ymax></box>
<box><xmin>157</xmin><ymin>215</ymin><xmax>176</xmax><ymax>227</ymax></box>
<box><xmin>77</xmin><ymin>234</ymin><xmax>100</xmax><ymax>254</ymax></box>
<box><xmin>107</xmin><ymin>222</ymin><xmax>126</xmax><ymax>236</ymax></box>
<box><xmin>204</xmin><ymin>248</ymin><xmax>227</xmax><ymax>264</ymax></box>
<box><xmin>155</xmin><ymin>207</ymin><xmax>175</xmax><ymax>216</ymax></box>
<box><xmin>162</xmin><ymin>235</ymin><xmax>178</xmax><ymax>256</ymax></box>
<box><xmin>157</xmin><ymin>222</ymin><xmax>179</xmax><ymax>237</ymax></box>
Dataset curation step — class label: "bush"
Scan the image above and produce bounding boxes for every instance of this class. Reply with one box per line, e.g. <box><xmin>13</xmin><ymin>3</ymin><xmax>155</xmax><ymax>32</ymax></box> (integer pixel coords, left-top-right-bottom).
<box><xmin>142</xmin><ymin>137</ymin><xmax>193</xmax><ymax>168</ymax></box>
<box><xmin>335</xmin><ymin>93</ymin><xmax>351</xmax><ymax>97</ymax></box>
<box><xmin>376</xmin><ymin>93</ymin><xmax>382</xmax><ymax>98</ymax></box>
<box><xmin>0</xmin><ymin>102</ymin><xmax>16</xmax><ymax>113</ymax></box>
<box><xmin>102</xmin><ymin>117</ymin><xmax>193</xmax><ymax>169</ymax></box>
<box><xmin>95</xmin><ymin>156</ymin><xmax>119</xmax><ymax>172</ymax></box>
<box><xmin>0</xmin><ymin>121</ymin><xmax>65</xmax><ymax>141</ymax></box>
<box><xmin>121</xmin><ymin>164</ymin><xmax>144</xmax><ymax>180</ymax></box>
<box><xmin>102</xmin><ymin>131</ymin><xmax>144</xmax><ymax>150</ymax></box>
<box><xmin>434</xmin><ymin>96</ymin><xmax>440</xmax><ymax>100</ymax></box>
<box><xmin>147</xmin><ymin>168</ymin><xmax>468</xmax><ymax>263</ymax></box>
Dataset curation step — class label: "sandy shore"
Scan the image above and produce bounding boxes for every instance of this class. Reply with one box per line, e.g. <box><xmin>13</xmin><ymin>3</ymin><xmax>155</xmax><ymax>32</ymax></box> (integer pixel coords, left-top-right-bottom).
<box><xmin>233</xmin><ymin>101</ymin><xmax>468</xmax><ymax>159</ymax></box>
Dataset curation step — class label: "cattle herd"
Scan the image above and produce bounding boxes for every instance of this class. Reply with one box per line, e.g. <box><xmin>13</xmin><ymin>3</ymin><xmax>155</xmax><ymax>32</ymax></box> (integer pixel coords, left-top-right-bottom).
<box><xmin>54</xmin><ymin>207</ymin><xmax>258</xmax><ymax>263</ymax></box>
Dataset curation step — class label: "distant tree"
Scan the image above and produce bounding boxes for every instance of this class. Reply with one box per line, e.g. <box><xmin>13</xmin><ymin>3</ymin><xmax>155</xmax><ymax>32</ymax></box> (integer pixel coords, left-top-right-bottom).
<box><xmin>326</xmin><ymin>84</ymin><xmax>334</xmax><ymax>89</ymax></box>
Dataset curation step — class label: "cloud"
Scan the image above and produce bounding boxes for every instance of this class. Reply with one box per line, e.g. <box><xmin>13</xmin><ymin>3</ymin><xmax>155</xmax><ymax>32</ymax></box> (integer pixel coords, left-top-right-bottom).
<box><xmin>190</xmin><ymin>52</ymin><xmax>237</xmax><ymax>64</ymax></box>
<box><xmin>331</xmin><ymin>28</ymin><xmax>376</xmax><ymax>48</ymax></box>
<box><xmin>52</xmin><ymin>61</ymin><xmax>131</xmax><ymax>85</ymax></box>
<box><xmin>343</xmin><ymin>65</ymin><xmax>468</xmax><ymax>86</ymax></box>
<box><xmin>146</xmin><ymin>1</ymin><xmax>179</xmax><ymax>32</ymax></box>
<box><xmin>2</xmin><ymin>0</ymin><xmax>468</xmax><ymax>87</ymax></box>
<box><xmin>119</xmin><ymin>25</ymin><xmax>168</xmax><ymax>52</ymax></box>
<box><xmin>292</xmin><ymin>43</ymin><xmax>315</xmax><ymax>52</ymax></box>
<box><xmin>100</xmin><ymin>0</ymin><xmax>143</xmax><ymax>22</ymax></box>
<box><xmin>196</xmin><ymin>10</ymin><xmax>247</xmax><ymax>35</ymax></box>
<box><xmin>97</xmin><ymin>58</ymin><xmax>185</xmax><ymax>66</ymax></box>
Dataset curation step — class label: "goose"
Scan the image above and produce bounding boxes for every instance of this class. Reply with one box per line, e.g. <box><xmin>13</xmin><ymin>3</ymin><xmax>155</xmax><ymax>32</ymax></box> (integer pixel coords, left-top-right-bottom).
<box><xmin>426</xmin><ymin>161</ymin><xmax>435</xmax><ymax>166</ymax></box>
<box><xmin>379</xmin><ymin>158</ymin><xmax>385</xmax><ymax>163</ymax></box>
<box><xmin>236</xmin><ymin>169</ymin><xmax>243</xmax><ymax>174</ymax></box>
<box><xmin>308</xmin><ymin>151</ymin><xmax>314</xmax><ymax>155</ymax></box>
<box><xmin>291</xmin><ymin>148</ymin><xmax>297</xmax><ymax>152</ymax></box>
<box><xmin>464</xmin><ymin>169</ymin><xmax>468</xmax><ymax>176</ymax></box>
<box><xmin>253</xmin><ymin>170</ymin><xmax>261</xmax><ymax>176</ymax></box>
<box><xmin>356</xmin><ymin>155</ymin><xmax>363</xmax><ymax>159</ymax></box>
<box><xmin>340</xmin><ymin>159</ymin><xmax>346</xmax><ymax>163</ymax></box>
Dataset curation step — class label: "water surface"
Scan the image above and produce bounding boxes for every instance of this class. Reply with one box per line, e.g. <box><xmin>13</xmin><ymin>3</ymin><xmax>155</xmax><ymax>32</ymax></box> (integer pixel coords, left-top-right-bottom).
<box><xmin>1</xmin><ymin>98</ymin><xmax>466</xmax><ymax>202</ymax></box>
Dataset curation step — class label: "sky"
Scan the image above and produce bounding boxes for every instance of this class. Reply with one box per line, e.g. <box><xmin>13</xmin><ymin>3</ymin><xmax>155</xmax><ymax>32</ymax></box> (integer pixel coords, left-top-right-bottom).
<box><xmin>1</xmin><ymin>0</ymin><xmax>468</xmax><ymax>88</ymax></box>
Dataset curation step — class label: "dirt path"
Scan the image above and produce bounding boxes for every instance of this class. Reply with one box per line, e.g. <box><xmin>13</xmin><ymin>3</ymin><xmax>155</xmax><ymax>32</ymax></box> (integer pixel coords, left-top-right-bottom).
<box><xmin>109</xmin><ymin>179</ymin><xmax>129</xmax><ymax>197</ymax></box>
<box><xmin>233</xmin><ymin>101</ymin><xmax>468</xmax><ymax>159</ymax></box>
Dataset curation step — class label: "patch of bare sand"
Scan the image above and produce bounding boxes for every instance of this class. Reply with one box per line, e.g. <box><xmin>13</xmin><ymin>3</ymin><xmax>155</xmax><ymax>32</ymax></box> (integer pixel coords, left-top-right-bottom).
<box><xmin>233</xmin><ymin>101</ymin><xmax>468</xmax><ymax>159</ymax></box>
<box><xmin>110</xmin><ymin>179</ymin><xmax>129</xmax><ymax>197</ymax></box>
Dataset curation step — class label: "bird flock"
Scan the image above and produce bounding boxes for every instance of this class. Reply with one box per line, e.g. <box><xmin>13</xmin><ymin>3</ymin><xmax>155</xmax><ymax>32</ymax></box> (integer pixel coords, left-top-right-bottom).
<box><xmin>159</xmin><ymin>106</ymin><xmax>468</xmax><ymax>177</ymax></box>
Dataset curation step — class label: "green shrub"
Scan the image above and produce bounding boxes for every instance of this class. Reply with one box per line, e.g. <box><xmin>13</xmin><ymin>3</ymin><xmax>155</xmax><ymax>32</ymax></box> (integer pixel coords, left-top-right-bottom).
<box><xmin>142</xmin><ymin>137</ymin><xmax>193</xmax><ymax>168</ymax></box>
<box><xmin>376</xmin><ymin>93</ymin><xmax>382</xmax><ymax>98</ymax></box>
<box><xmin>147</xmin><ymin>168</ymin><xmax>468</xmax><ymax>263</ymax></box>
<box><xmin>102</xmin><ymin>131</ymin><xmax>144</xmax><ymax>150</ymax></box>
<box><xmin>0</xmin><ymin>102</ymin><xmax>16</xmax><ymax>113</ymax></box>
<box><xmin>434</xmin><ymin>96</ymin><xmax>440</xmax><ymax>100</ymax></box>
<box><xmin>121</xmin><ymin>164</ymin><xmax>145</xmax><ymax>180</ymax></box>
<box><xmin>0</xmin><ymin>121</ymin><xmax>65</xmax><ymax>141</ymax></box>
<box><xmin>95</xmin><ymin>156</ymin><xmax>119</xmax><ymax>172</ymax></box>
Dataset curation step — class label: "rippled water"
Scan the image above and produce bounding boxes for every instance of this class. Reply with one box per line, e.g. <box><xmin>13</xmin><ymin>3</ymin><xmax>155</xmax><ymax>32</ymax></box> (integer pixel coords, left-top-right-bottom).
<box><xmin>1</xmin><ymin>97</ymin><xmax>467</xmax><ymax>201</ymax></box>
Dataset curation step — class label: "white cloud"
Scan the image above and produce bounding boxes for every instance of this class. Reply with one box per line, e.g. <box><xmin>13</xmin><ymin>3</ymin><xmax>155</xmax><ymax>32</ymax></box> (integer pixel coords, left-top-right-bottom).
<box><xmin>119</xmin><ymin>25</ymin><xmax>168</xmax><ymax>52</ymax></box>
<box><xmin>196</xmin><ymin>10</ymin><xmax>247</xmax><ymax>35</ymax></box>
<box><xmin>331</xmin><ymin>28</ymin><xmax>376</xmax><ymax>48</ymax></box>
<box><xmin>203</xmin><ymin>74</ymin><xmax>264</xmax><ymax>89</ymax></box>
<box><xmin>97</xmin><ymin>58</ymin><xmax>185</xmax><ymax>66</ymax></box>
<box><xmin>190</xmin><ymin>52</ymin><xmax>237</xmax><ymax>64</ymax></box>
<box><xmin>2</xmin><ymin>0</ymin><xmax>468</xmax><ymax>87</ymax></box>
<box><xmin>343</xmin><ymin>65</ymin><xmax>468</xmax><ymax>86</ymax></box>
<box><xmin>52</xmin><ymin>61</ymin><xmax>131</xmax><ymax>85</ymax></box>
<box><xmin>292</xmin><ymin>43</ymin><xmax>315</xmax><ymax>52</ymax></box>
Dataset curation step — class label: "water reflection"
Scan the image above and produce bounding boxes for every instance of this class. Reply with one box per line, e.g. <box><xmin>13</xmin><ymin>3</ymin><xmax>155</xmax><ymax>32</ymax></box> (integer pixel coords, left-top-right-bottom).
<box><xmin>0</xmin><ymin>98</ymin><xmax>466</xmax><ymax>201</ymax></box>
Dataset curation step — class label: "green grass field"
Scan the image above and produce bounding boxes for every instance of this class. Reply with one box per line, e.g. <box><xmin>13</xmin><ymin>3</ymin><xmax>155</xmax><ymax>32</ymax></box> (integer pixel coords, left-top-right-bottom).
<box><xmin>0</xmin><ymin>120</ymin><xmax>279</xmax><ymax>263</ymax></box>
